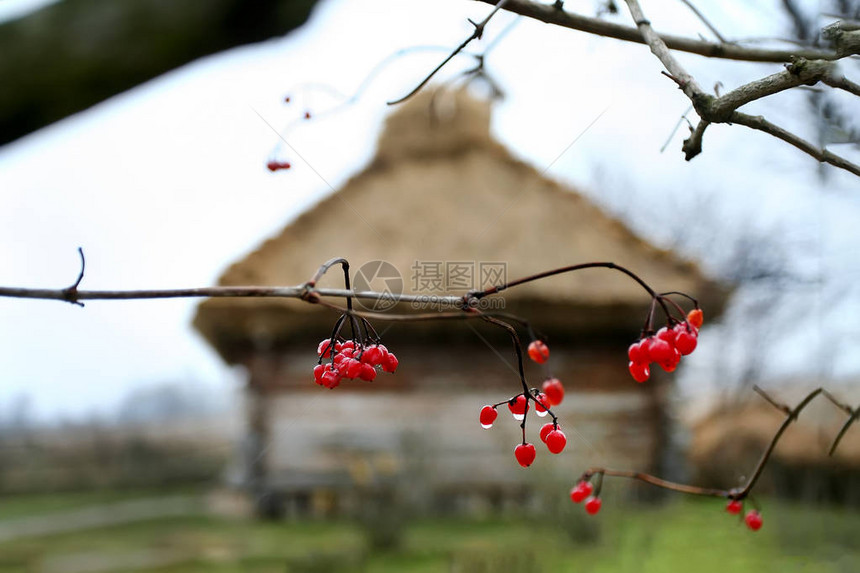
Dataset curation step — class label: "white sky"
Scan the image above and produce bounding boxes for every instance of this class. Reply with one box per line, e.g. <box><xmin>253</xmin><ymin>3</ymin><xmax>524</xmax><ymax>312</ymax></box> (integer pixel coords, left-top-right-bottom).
<box><xmin>0</xmin><ymin>0</ymin><xmax>858</xmax><ymax>421</ymax></box>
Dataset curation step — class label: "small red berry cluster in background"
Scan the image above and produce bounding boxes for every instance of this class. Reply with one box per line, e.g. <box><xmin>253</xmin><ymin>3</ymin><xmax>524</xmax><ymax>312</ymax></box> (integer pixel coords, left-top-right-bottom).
<box><xmin>569</xmin><ymin>480</ymin><xmax>601</xmax><ymax>515</ymax></box>
<box><xmin>627</xmin><ymin>307</ymin><xmax>703</xmax><ymax>383</ymax></box>
<box><xmin>313</xmin><ymin>337</ymin><xmax>398</xmax><ymax>389</ymax></box>
<box><xmin>266</xmin><ymin>160</ymin><xmax>291</xmax><ymax>172</ymax></box>
<box><xmin>725</xmin><ymin>498</ymin><xmax>763</xmax><ymax>531</ymax></box>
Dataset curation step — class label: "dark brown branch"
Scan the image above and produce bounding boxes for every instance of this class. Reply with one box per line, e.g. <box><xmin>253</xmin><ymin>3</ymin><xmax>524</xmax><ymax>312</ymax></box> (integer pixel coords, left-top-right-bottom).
<box><xmin>582</xmin><ymin>467</ymin><xmax>727</xmax><ymax>497</ymax></box>
<box><xmin>819</xmin><ymin>389</ymin><xmax>859</xmax><ymax>456</ymax></box>
<box><xmin>579</xmin><ymin>387</ymin><xmax>856</xmax><ymax>501</ymax></box>
<box><xmin>468</xmin><ymin>260</ymin><xmax>675</xmax><ymax>327</ymax></box>
<box><xmin>741</xmin><ymin>387</ymin><xmax>823</xmax><ymax>495</ymax></box>
<box><xmin>829</xmin><ymin>408</ymin><xmax>860</xmax><ymax>456</ymax></box>
<box><xmin>753</xmin><ymin>384</ymin><xmax>791</xmax><ymax>415</ymax></box>
<box><xmin>387</xmin><ymin>0</ymin><xmax>511</xmax><ymax>105</ymax></box>
<box><xmin>475</xmin><ymin>0</ymin><xmax>840</xmax><ymax>62</ymax></box>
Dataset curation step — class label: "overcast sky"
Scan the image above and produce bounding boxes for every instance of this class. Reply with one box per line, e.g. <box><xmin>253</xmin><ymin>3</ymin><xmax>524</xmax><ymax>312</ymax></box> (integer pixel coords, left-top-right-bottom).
<box><xmin>1</xmin><ymin>0</ymin><xmax>858</xmax><ymax>421</ymax></box>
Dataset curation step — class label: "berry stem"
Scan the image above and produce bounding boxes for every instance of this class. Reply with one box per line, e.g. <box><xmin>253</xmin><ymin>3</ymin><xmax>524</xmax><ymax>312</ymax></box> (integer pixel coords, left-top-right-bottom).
<box><xmin>659</xmin><ymin>291</ymin><xmax>700</xmax><ymax>308</ymax></box>
<box><xmin>468</xmin><ymin>262</ymin><xmax>673</xmax><ymax>321</ymax></box>
<box><xmin>319</xmin><ymin>314</ymin><xmax>347</xmax><ymax>365</ymax></box>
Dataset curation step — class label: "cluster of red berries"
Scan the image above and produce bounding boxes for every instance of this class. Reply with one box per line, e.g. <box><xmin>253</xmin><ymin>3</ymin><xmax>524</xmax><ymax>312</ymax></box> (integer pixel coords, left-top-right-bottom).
<box><xmin>266</xmin><ymin>160</ymin><xmax>292</xmax><ymax>172</ymax></box>
<box><xmin>726</xmin><ymin>499</ymin><xmax>763</xmax><ymax>531</ymax></box>
<box><xmin>313</xmin><ymin>338</ymin><xmax>398</xmax><ymax>389</ymax></box>
<box><xmin>508</xmin><ymin>420</ymin><xmax>568</xmax><ymax>468</ymax></box>
<box><xmin>627</xmin><ymin>308</ymin><xmax>703</xmax><ymax>383</ymax></box>
<box><xmin>479</xmin><ymin>376</ymin><xmax>567</xmax><ymax>467</ymax></box>
<box><xmin>570</xmin><ymin>480</ymin><xmax>601</xmax><ymax>515</ymax></box>
<box><xmin>475</xmin><ymin>337</ymin><xmax>570</xmax><ymax>468</ymax></box>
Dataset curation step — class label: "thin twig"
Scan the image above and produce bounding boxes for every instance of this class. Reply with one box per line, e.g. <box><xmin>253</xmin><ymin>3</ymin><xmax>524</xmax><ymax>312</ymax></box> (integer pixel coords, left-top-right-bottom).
<box><xmin>61</xmin><ymin>247</ymin><xmax>86</xmax><ymax>307</ymax></box>
<box><xmin>387</xmin><ymin>0</ymin><xmax>511</xmax><ymax>105</ymax></box>
<box><xmin>677</xmin><ymin>0</ymin><xmax>726</xmax><ymax>43</ymax></box>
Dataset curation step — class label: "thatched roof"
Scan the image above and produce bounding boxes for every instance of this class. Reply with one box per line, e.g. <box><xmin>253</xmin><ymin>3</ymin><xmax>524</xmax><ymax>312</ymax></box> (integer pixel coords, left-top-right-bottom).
<box><xmin>194</xmin><ymin>90</ymin><xmax>728</xmax><ymax>363</ymax></box>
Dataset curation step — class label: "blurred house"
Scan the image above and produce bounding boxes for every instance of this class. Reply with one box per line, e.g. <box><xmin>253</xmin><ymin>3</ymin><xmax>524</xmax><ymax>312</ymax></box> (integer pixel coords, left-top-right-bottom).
<box><xmin>194</xmin><ymin>90</ymin><xmax>727</xmax><ymax>517</ymax></box>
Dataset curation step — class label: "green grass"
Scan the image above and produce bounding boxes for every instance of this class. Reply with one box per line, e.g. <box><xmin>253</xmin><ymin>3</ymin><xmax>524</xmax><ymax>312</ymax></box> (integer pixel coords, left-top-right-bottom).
<box><xmin>0</xmin><ymin>494</ymin><xmax>857</xmax><ymax>572</ymax></box>
<box><xmin>0</xmin><ymin>487</ymin><xmax>197</xmax><ymax>520</ymax></box>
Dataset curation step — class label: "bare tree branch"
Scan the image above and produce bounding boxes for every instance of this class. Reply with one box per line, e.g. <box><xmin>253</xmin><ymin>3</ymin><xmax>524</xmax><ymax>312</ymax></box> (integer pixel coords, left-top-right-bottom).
<box><xmin>614</xmin><ymin>0</ymin><xmax>860</xmax><ymax>175</ymax></box>
<box><xmin>730</xmin><ymin>111</ymin><xmax>860</xmax><ymax>176</ymax></box>
<box><xmin>475</xmin><ymin>0</ymin><xmax>842</xmax><ymax>62</ymax></box>
<box><xmin>579</xmin><ymin>386</ymin><xmax>857</xmax><ymax>501</ymax></box>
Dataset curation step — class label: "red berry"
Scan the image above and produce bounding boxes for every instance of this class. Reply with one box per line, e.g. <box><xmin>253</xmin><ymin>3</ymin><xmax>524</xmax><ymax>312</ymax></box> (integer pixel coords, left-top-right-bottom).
<box><xmin>534</xmin><ymin>392</ymin><xmax>551</xmax><ymax>417</ymax></box>
<box><xmin>541</xmin><ymin>378</ymin><xmax>564</xmax><ymax>406</ymax></box>
<box><xmin>381</xmin><ymin>352</ymin><xmax>399</xmax><ymax>373</ymax></box>
<box><xmin>649</xmin><ymin>338</ymin><xmax>673</xmax><ymax>363</ymax></box>
<box><xmin>744</xmin><ymin>510</ymin><xmax>763</xmax><ymax>531</ymax></box>
<box><xmin>656</xmin><ymin>326</ymin><xmax>677</xmax><ymax>346</ymax></box>
<box><xmin>358</xmin><ymin>363</ymin><xmax>377</xmax><ymax>381</ymax></box>
<box><xmin>545</xmin><ymin>429</ymin><xmax>567</xmax><ymax>454</ymax></box>
<box><xmin>284</xmin><ymin>96</ymin><xmax>291</xmax><ymax>103</ymax></box>
<box><xmin>638</xmin><ymin>338</ymin><xmax>654</xmax><ymax>363</ymax></box>
<box><xmin>507</xmin><ymin>394</ymin><xmax>529</xmax><ymax>420</ymax></box>
<box><xmin>539</xmin><ymin>422</ymin><xmax>555</xmax><ymax>443</ymax></box>
<box><xmin>320</xmin><ymin>365</ymin><xmax>341</xmax><ymax>389</ymax></box>
<box><xmin>514</xmin><ymin>443</ymin><xmax>536</xmax><ymax>467</ymax></box>
<box><xmin>570</xmin><ymin>481</ymin><xmax>593</xmax><ymax>503</ymax></box>
<box><xmin>345</xmin><ymin>358</ymin><xmax>363</xmax><ymax>379</ymax></box>
<box><xmin>313</xmin><ymin>363</ymin><xmax>325</xmax><ymax>385</ymax></box>
<box><xmin>675</xmin><ymin>328</ymin><xmax>698</xmax><ymax>355</ymax></box>
<box><xmin>479</xmin><ymin>405</ymin><xmax>498</xmax><ymax>429</ymax></box>
<box><xmin>361</xmin><ymin>345</ymin><xmax>384</xmax><ymax>366</ymax></box>
<box><xmin>658</xmin><ymin>348</ymin><xmax>681</xmax><ymax>372</ymax></box>
<box><xmin>304</xmin><ymin>111</ymin><xmax>312</xmax><ymax>120</ymax></box>
<box><xmin>726</xmin><ymin>500</ymin><xmax>743</xmax><ymax>515</ymax></box>
<box><xmin>527</xmin><ymin>340</ymin><xmax>550</xmax><ymax>364</ymax></box>
<box><xmin>628</xmin><ymin>361</ymin><xmax>650</xmax><ymax>383</ymax></box>
<box><xmin>584</xmin><ymin>496</ymin><xmax>602</xmax><ymax>515</ymax></box>
<box><xmin>318</xmin><ymin>340</ymin><xmax>333</xmax><ymax>358</ymax></box>
<box><xmin>628</xmin><ymin>340</ymin><xmax>646</xmax><ymax>364</ymax></box>
<box><xmin>687</xmin><ymin>308</ymin><xmax>704</xmax><ymax>329</ymax></box>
